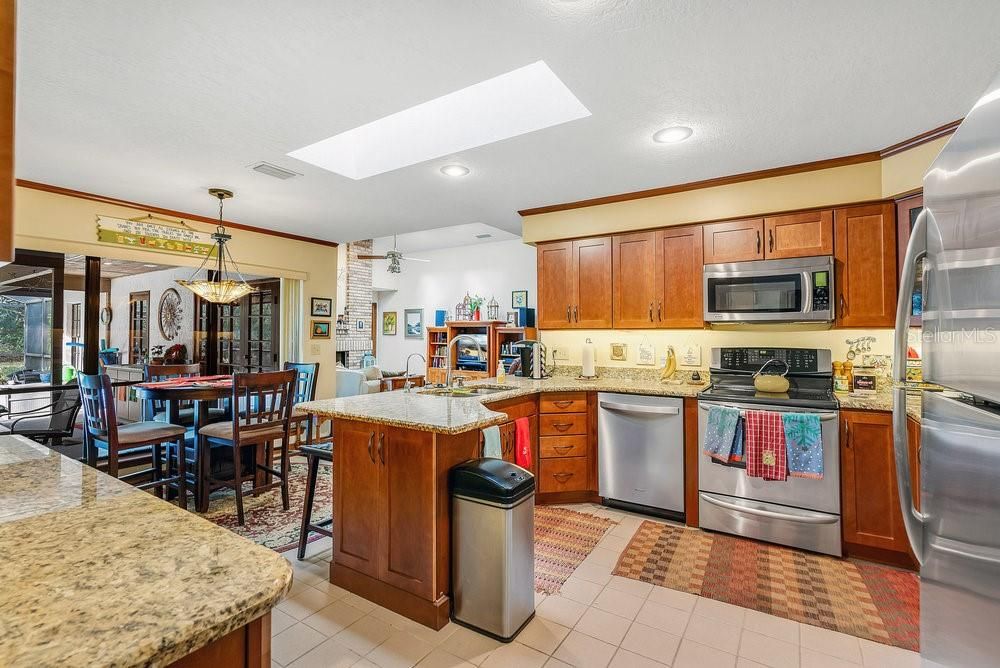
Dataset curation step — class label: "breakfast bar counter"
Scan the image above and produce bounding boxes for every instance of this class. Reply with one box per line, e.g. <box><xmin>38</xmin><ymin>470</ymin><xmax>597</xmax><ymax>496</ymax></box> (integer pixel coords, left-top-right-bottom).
<box><xmin>0</xmin><ymin>435</ymin><xmax>292</xmax><ymax>668</ymax></box>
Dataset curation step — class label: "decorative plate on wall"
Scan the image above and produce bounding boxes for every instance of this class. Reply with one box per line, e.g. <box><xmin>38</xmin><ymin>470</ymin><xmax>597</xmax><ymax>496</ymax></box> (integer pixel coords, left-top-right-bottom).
<box><xmin>158</xmin><ymin>288</ymin><xmax>184</xmax><ymax>341</ymax></box>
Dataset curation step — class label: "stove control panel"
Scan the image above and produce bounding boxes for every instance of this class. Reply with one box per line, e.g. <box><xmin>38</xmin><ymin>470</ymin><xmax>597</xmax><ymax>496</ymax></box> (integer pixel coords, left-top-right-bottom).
<box><xmin>718</xmin><ymin>347</ymin><xmax>822</xmax><ymax>373</ymax></box>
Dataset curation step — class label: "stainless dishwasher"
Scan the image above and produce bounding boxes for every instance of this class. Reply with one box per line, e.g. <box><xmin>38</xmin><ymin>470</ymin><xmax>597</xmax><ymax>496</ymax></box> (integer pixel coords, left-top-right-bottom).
<box><xmin>597</xmin><ymin>393</ymin><xmax>685</xmax><ymax>519</ymax></box>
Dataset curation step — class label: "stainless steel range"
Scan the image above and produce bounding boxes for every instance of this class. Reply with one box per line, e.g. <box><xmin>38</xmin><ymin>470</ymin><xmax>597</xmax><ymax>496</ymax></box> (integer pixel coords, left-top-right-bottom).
<box><xmin>697</xmin><ymin>347</ymin><xmax>841</xmax><ymax>556</ymax></box>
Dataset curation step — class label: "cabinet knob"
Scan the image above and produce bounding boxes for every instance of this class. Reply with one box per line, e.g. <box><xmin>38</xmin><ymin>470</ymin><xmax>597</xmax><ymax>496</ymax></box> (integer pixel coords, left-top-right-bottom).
<box><xmin>756</xmin><ymin>230</ymin><xmax>761</xmax><ymax>254</ymax></box>
<box><xmin>552</xmin><ymin>472</ymin><xmax>574</xmax><ymax>482</ymax></box>
<box><xmin>367</xmin><ymin>431</ymin><xmax>376</xmax><ymax>463</ymax></box>
<box><xmin>649</xmin><ymin>302</ymin><xmax>654</xmax><ymax>321</ymax></box>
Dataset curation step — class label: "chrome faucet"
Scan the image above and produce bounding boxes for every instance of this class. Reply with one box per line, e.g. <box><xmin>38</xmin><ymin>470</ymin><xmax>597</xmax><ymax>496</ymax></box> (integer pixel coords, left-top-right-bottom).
<box><xmin>446</xmin><ymin>335</ymin><xmax>483</xmax><ymax>389</ymax></box>
<box><xmin>403</xmin><ymin>353</ymin><xmax>426</xmax><ymax>392</ymax></box>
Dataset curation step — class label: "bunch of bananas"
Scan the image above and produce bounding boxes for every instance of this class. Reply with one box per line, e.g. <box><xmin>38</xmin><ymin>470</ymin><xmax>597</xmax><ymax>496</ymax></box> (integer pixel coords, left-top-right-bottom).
<box><xmin>660</xmin><ymin>346</ymin><xmax>677</xmax><ymax>381</ymax></box>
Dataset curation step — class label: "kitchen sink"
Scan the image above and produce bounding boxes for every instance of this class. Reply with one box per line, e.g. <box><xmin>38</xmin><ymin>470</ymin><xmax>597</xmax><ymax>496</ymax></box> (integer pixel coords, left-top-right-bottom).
<box><xmin>418</xmin><ymin>384</ymin><xmax>516</xmax><ymax>397</ymax></box>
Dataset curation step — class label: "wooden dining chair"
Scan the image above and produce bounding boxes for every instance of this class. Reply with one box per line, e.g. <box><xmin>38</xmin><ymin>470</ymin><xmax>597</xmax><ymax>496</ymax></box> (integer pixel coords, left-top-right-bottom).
<box><xmin>285</xmin><ymin>362</ymin><xmax>320</xmax><ymax>452</ymax></box>
<box><xmin>198</xmin><ymin>369</ymin><xmax>297</xmax><ymax>525</ymax></box>
<box><xmin>143</xmin><ymin>363</ymin><xmax>226</xmax><ymax>426</ymax></box>
<box><xmin>78</xmin><ymin>372</ymin><xmax>188</xmax><ymax>508</ymax></box>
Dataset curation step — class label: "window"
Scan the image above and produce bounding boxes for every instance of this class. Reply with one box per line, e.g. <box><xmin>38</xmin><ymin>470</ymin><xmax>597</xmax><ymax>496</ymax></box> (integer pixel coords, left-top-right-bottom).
<box><xmin>128</xmin><ymin>291</ymin><xmax>150</xmax><ymax>364</ymax></box>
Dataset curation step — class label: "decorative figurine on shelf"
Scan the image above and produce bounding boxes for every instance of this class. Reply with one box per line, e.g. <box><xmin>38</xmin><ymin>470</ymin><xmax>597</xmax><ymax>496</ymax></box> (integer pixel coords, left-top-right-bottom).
<box><xmin>487</xmin><ymin>296</ymin><xmax>500</xmax><ymax>321</ymax></box>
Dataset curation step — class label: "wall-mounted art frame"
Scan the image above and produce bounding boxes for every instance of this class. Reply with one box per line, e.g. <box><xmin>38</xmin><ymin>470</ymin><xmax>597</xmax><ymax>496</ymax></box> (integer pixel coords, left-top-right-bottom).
<box><xmin>404</xmin><ymin>309</ymin><xmax>424</xmax><ymax>339</ymax></box>
<box><xmin>310</xmin><ymin>297</ymin><xmax>333</xmax><ymax>317</ymax></box>
<box><xmin>310</xmin><ymin>320</ymin><xmax>331</xmax><ymax>339</ymax></box>
<box><xmin>382</xmin><ymin>311</ymin><xmax>398</xmax><ymax>335</ymax></box>
<box><xmin>511</xmin><ymin>289</ymin><xmax>528</xmax><ymax>308</ymax></box>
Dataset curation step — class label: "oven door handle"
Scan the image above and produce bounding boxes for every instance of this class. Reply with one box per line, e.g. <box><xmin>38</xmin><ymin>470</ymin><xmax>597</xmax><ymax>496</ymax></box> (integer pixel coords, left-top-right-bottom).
<box><xmin>600</xmin><ymin>401</ymin><xmax>680</xmax><ymax>415</ymax></box>
<box><xmin>700</xmin><ymin>493</ymin><xmax>840</xmax><ymax>525</ymax></box>
<box><xmin>697</xmin><ymin>402</ymin><xmax>838</xmax><ymax>421</ymax></box>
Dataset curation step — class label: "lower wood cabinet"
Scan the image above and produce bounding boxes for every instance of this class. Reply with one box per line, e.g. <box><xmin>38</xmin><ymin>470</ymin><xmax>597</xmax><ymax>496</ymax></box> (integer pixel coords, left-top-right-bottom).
<box><xmin>334</xmin><ymin>421</ymin><xmax>436</xmax><ymax>599</ymax></box>
<box><xmin>483</xmin><ymin>395</ymin><xmax>539</xmax><ymax>476</ymax></box>
<box><xmin>539</xmin><ymin>457</ymin><xmax>589</xmax><ymax>492</ymax></box>
<box><xmin>840</xmin><ymin>409</ymin><xmax>916</xmax><ymax>568</ymax></box>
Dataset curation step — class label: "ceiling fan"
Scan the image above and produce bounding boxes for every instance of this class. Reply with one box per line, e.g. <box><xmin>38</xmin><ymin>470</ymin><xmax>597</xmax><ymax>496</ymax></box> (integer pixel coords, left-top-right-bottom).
<box><xmin>358</xmin><ymin>236</ymin><xmax>430</xmax><ymax>274</ymax></box>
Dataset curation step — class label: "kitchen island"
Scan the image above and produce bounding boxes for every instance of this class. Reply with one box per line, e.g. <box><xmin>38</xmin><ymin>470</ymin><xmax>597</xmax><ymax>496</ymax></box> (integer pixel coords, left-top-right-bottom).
<box><xmin>0</xmin><ymin>435</ymin><xmax>292</xmax><ymax>667</ymax></box>
<box><xmin>295</xmin><ymin>373</ymin><xmax>706</xmax><ymax>630</ymax></box>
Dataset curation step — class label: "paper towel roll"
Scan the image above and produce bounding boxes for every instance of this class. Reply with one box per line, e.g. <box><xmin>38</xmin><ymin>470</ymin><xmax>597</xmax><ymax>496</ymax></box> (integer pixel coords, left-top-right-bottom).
<box><xmin>582</xmin><ymin>342</ymin><xmax>596</xmax><ymax>378</ymax></box>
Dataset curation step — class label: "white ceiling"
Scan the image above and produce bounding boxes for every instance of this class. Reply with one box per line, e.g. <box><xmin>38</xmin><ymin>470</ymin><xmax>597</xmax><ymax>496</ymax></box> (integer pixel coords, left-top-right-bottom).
<box><xmin>16</xmin><ymin>1</ymin><xmax>1000</xmax><ymax>244</ymax></box>
<box><xmin>373</xmin><ymin>224</ymin><xmax>520</xmax><ymax>255</ymax></box>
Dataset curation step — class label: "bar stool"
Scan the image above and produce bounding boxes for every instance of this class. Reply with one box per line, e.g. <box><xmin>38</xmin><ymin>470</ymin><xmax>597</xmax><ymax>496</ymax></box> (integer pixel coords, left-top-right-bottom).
<box><xmin>297</xmin><ymin>441</ymin><xmax>333</xmax><ymax>560</ymax></box>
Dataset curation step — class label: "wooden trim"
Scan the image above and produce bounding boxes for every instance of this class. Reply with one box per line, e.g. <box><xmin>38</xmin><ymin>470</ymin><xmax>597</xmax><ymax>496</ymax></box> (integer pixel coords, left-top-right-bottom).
<box><xmin>15</xmin><ymin>179</ymin><xmax>339</xmax><ymax>248</ymax></box>
<box><xmin>519</xmin><ymin>120</ymin><xmax>961</xmax><ymax>218</ymax></box>
<box><xmin>891</xmin><ymin>186</ymin><xmax>923</xmax><ymax>201</ymax></box>
<box><xmin>1</xmin><ymin>0</ymin><xmax>14</xmax><ymax>263</ymax></box>
<box><xmin>331</xmin><ymin>561</ymin><xmax>451</xmax><ymax>630</ymax></box>
<box><xmin>83</xmin><ymin>256</ymin><xmax>101</xmax><ymax>374</ymax></box>
<box><xmin>518</xmin><ymin>151</ymin><xmax>882</xmax><ymax>217</ymax></box>
<box><xmin>683</xmin><ymin>397</ymin><xmax>699</xmax><ymax>528</ymax></box>
<box><xmin>879</xmin><ymin>119</ymin><xmax>962</xmax><ymax>158</ymax></box>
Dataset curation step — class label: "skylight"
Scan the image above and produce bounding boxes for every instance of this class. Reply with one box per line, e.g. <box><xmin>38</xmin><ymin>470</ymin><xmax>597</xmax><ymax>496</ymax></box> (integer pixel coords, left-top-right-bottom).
<box><xmin>287</xmin><ymin>61</ymin><xmax>591</xmax><ymax>180</ymax></box>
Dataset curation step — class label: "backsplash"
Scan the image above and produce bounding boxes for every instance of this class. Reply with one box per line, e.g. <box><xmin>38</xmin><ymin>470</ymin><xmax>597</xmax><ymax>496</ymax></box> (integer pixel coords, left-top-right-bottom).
<box><xmin>540</xmin><ymin>327</ymin><xmax>923</xmax><ymax>371</ymax></box>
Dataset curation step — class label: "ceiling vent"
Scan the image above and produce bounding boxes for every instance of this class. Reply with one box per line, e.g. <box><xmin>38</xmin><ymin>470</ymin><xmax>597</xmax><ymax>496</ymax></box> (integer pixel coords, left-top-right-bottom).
<box><xmin>475</xmin><ymin>233</ymin><xmax>493</xmax><ymax>239</ymax></box>
<box><xmin>250</xmin><ymin>161</ymin><xmax>301</xmax><ymax>180</ymax></box>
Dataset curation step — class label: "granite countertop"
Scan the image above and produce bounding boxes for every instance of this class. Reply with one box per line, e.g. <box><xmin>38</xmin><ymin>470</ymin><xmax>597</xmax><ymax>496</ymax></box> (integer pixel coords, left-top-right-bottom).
<box><xmin>836</xmin><ymin>387</ymin><xmax>923</xmax><ymax>420</ymax></box>
<box><xmin>0</xmin><ymin>435</ymin><xmax>292</xmax><ymax>668</ymax></box>
<box><xmin>296</xmin><ymin>371</ymin><xmax>709</xmax><ymax>433</ymax></box>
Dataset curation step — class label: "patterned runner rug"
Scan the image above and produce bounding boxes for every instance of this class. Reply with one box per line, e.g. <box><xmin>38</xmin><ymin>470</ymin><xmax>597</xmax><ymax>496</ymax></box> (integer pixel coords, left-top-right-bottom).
<box><xmin>198</xmin><ymin>461</ymin><xmax>332</xmax><ymax>553</ymax></box>
<box><xmin>534</xmin><ymin>507</ymin><xmax>615</xmax><ymax>594</ymax></box>
<box><xmin>613</xmin><ymin>521</ymin><xmax>919</xmax><ymax>651</ymax></box>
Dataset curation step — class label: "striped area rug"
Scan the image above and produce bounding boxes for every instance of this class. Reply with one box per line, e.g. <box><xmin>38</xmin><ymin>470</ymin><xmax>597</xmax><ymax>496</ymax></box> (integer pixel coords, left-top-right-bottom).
<box><xmin>613</xmin><ymin>521</ymin><xmax>919</xmax><ymax>651</ymax></box>
<box><xmin>534</xmin><ymin>507</ymin><xmax>615</xmax><ymax>594</ymax></box>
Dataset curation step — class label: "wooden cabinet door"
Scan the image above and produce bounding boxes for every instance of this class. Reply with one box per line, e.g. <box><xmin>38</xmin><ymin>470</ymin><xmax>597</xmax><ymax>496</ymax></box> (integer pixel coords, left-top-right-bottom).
<box><xmin>840</xmin><ymin>410</ymin><xmax>909</xmax><ymax>553</ymax></box>
<box><xmin>377</xmin><ymin>427</ymin><xmax>435</xmax><ymax>598</ymax></box>
<box><xmin>656</xmin><ymin>226</ymin><xmax>704</xmax><ymax>328</ymax></box>
<box><xmin>907</xmin><ymin>415</ymin><xmax>921</xmax><ymax>512</ymax></box>
<box><xmin>499</xmin><ymin>420</ymin><xmax>517</xmax><ymax>463</ymax></box>
<box><xmin>537</xmin><ymin>241</ymin><xmax>574</xmax><ymax>329</ymax></box>
<box><xmin>612</xmin><ymin>232</ymin><xmax>659</xmax><ymax>328</ymax></box>
<box><xmin>572</xmin><ymin>237</ymin><xmax>613</xmax><ymax>328</ymax></box>
<box><xmin>834</xmin><ymin>203</ymin><xmax>897</xmax><ymax>327</ymax></box>
<box><xmin>333</xmin><ymin>421</ymin><xmax>381</xmax><ymax>577</ymax></box>
<box><xmin>702</xmin><ymin>218</ymin><xmax>763</xmax><ymax>264</ymax></box>
<box><xmin>763</xmin><ymin>210</ymin><xmax>833</xmax><ymax>259</ymax></box>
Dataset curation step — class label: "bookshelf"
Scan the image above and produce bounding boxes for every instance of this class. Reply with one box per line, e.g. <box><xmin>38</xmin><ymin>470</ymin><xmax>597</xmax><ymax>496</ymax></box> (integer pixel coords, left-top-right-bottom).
<box><xmin>424</xmin><ymin>321</ymin><xmax>537</xmax><ymax>386</ymax></box>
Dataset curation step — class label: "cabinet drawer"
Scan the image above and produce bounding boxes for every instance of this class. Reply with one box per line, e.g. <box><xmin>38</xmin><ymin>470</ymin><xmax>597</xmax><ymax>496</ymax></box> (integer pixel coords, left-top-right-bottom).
<box><xmin>539</xmin><ymin>457</ymin><xmax>589</xmax><ymax>492</ymax></box>
<box><xmin>540</xmin><ymin>393</ymin><xmax>588</xmax><ymax>414</ymax></box>
<box><xmin>540</xmin><ymin>435</ymin><xmax>587</xmax><ymax>458</ymax></box>
<box><xmin>540</xmin><ymin>413</ymin><xmax>587</xmax><ymax>436</ymax></box>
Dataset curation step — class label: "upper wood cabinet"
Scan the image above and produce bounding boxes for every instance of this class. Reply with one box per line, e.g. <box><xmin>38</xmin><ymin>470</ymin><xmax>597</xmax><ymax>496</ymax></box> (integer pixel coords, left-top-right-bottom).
<box><xmin>537</xmin><ymin>241</ymin><xmax>574</xmax><ymax>328</ymax></box>
<box><xmin>702</xmin><ymin>218</ymin><xmax>764</xmax><ymax>264</ymax></box>
<box><xmin>573</xmin><ymin>237</ymin><xmax>613</xmax><ymax>328</ymax></box>
<box><xmin>1</xmin><ymin>0</ymin><xmax>15</xmax><ymax>263</ymax></box>
<box><xmin>763</xmin><ymin>210</ymin><xmax>833</xmax><ymax>259</ymax></box>
<box><xmin>538</xmin><ymin>237</ymin><xmax>613</xmax><ymax>329</ymax></box>
<box><xmin>656</xmin><ymin>226</ymin><xmax>704</xmax><ymax>328</ymax></box>
<box><xmin>612</xmin><ymin>232</ymin><xmax>658</xmax><ymax>328</ymax></box>
<box><xmin>834</xmin><ymin>203</ymin><xmax>897</xmax><ymax>327</ymax></box>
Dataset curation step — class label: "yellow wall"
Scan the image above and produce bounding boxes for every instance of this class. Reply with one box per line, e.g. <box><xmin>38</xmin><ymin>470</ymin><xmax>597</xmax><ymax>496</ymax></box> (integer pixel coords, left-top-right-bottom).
<box><xmin>522</xmin><ymin>139</ymin><xmax>947</xmax><ymax>243</ymax></box>
<box><xmin>13</xmin><ymin>186</ymin><xmax>339</xmax><ymax>398</ymax></box>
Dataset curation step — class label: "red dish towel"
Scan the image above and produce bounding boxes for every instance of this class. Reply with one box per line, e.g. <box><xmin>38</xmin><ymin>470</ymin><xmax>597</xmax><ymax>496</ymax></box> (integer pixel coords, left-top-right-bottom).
<box><xmin>744</xmin><ymin>410</ymin><xmax>788</xmax><ymax>481</ymax></box>
<box><xmin>514</xmin><ymin>417</ymin><xmax>532</xmax><ymax>469</ymax></box>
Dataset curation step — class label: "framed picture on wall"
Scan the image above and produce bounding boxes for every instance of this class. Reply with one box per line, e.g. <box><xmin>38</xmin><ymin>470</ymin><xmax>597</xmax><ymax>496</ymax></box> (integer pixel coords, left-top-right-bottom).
<box><xmin>311</xmin><ymin>320</ymin><xmax>331</xmax><ymax>339</ymax></box>
<box><xmin>310</xmin><ymin>297</ymin><xmax>333</xmax><ymax>317</ymax></box>
<box><xmin>382</xmin><ymin>311</ymin><xmax>398</xmax><ymax>335</ymax></box>
<box><xmin>404</xmin><ymin>309</ymin><xmax>424</xmax><ymax>339</ymax></box>
<box><xmin>511</xmin><ymin>290</ymin><xmax>528</xmax><ymax>308</ymax></box>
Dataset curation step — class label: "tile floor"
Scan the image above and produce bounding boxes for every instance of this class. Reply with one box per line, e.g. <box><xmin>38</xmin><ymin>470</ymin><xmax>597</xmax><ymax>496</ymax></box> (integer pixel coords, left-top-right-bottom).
<box><xmin>271</xmin><ymin>503</ymin><xmax>921</xmax><ymax>668</ymax></box>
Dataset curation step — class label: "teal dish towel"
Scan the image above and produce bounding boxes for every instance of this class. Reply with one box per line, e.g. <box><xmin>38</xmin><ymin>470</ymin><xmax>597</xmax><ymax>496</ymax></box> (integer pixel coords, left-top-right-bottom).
<box><xmin>782</xmin><ymin>412</ymin><xmax>824</xmax><ymax>479</ymax></box>
<box><xmin>482</xmin><ymin>425</ymin><xmax>502</xmax><ymax>459</ymax></box>
<box><xmin>703</xmin><ymin>406</ymin><xmax>741</xmax><ymax>463</ymax></box>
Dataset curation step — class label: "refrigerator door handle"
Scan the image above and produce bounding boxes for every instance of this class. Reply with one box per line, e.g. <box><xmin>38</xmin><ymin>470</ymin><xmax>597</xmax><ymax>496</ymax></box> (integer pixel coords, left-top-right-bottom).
<box><xmin>892</xmin><ymin>209</ymin><xmax>928</xmax><ymax>565</ymax></box>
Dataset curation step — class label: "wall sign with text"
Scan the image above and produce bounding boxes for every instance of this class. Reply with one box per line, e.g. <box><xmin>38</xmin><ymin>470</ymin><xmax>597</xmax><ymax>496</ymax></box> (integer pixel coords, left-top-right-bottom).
<box><xmin>96</xmin><ymin>216</ymin><xmax>217</xmax><ymax>257</ymax></box>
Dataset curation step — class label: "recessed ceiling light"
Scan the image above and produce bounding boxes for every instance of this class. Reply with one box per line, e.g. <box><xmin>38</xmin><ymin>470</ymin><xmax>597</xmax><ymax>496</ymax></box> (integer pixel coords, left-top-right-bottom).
<box><xmin>287</xmin><ymin>60</ymin><xmax>591</xmax><ymax>180</ymax></box>
<box><xmin>440</xmin><ymin>164</ymin><xmax>470</xmax><ymax>177</ymax></box>
<box><xmin>652</xmin><ymin>126</ymin><xmax>693</xmax><ymax>144</ymax></box>
<box><xmin>143</xmin><ymin>264</ymin><xmax>158</xmax><ymax>268</ymax></box>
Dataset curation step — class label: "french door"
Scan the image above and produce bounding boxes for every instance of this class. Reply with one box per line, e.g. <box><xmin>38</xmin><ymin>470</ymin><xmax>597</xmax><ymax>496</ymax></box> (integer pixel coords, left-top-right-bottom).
<box><xmin>195</xmin><ymin>279</ymin><xmax>279</xmax><ymax>374</ymax></box>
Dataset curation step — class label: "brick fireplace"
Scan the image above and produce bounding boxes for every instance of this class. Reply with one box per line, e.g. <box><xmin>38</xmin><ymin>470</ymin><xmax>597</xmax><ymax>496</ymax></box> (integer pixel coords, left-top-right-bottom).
<box><xmin>336</xmin><ymin>239</ymin><xmax>374</xmax><ymax>368</ymax></box>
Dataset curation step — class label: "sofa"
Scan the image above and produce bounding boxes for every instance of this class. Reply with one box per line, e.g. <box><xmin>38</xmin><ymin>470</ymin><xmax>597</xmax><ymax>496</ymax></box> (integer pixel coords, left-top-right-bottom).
<box><xmin>336</xmin><ymin>365</ymin><xmax>383</xmax><ymax>397</ymax></box>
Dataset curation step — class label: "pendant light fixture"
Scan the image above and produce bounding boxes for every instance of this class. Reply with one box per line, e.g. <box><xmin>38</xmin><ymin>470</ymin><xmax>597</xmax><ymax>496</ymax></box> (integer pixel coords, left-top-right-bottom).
<box><xmin>176</xmin><ymin>188</ymin><xmax>257</xmax><ymax>303</ymax></box>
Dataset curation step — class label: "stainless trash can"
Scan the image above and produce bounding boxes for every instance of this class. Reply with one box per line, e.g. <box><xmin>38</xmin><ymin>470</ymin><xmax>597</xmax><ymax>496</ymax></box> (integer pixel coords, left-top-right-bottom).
<box><xmin>451</xmin><ymin>458</ymin><xmax>535</xmax><ymax>642</ymax></box>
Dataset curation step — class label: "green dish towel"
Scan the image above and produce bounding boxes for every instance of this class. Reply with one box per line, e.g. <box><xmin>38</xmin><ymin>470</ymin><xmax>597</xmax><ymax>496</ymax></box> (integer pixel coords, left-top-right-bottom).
<box><xmin>482</xmin><ymin>425</ymin><xmax>502</xmax><ymax>458</ymax></box>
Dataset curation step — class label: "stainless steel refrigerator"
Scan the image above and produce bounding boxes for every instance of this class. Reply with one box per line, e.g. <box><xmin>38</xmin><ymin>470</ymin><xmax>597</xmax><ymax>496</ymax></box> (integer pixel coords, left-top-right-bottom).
<box><xmin>894</xmin><ymin>70</ymin><xmax>1000</xmax><ymax>667</ymax></box>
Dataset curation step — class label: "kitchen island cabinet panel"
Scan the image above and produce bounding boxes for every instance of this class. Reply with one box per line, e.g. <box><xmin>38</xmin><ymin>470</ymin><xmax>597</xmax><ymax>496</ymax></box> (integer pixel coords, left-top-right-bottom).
<box><xmin>334</xmin><ymin>421</ymin><xmax>381</xmax><ymax>577</ymax></box>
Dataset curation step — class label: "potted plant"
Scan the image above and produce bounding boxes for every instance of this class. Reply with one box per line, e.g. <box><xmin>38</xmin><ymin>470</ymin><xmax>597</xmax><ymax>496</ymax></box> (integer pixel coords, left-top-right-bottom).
<box><xmin>149</xmin><ymin>345</ymin><xmax>165</xmax><ymax>365</ymax></box>
<box><xmin>164</xmin><ymin>344</ymin><xmax>188</xmax><ymax>364</ymax></box>
<box><xmin>468</xmin><ymin>294</ymin><xmax>484</xmax><ymax>321</ymax></box>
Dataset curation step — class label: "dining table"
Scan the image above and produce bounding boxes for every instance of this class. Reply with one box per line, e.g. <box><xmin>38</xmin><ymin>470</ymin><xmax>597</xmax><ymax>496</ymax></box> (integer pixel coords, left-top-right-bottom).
<box><xmin>133</xmin><ymin>374</ymin><xmax>234</xmax><ymax>512</ymax></box>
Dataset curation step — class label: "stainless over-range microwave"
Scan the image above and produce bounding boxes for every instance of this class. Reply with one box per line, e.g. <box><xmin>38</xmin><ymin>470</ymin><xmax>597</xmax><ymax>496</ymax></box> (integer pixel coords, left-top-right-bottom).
<box><xmin>703</xmin><ymin>255</ymin><xmax>835</xmax><ymax>323</ymax></box>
